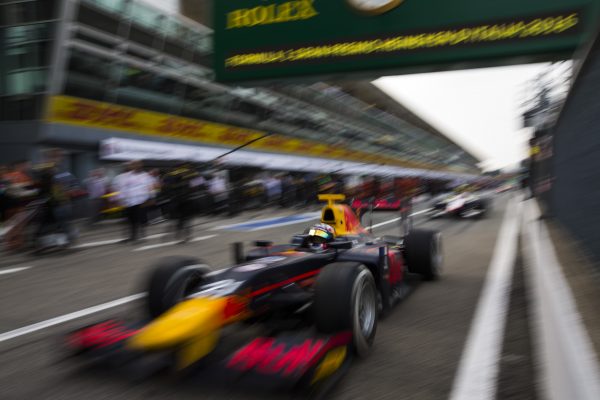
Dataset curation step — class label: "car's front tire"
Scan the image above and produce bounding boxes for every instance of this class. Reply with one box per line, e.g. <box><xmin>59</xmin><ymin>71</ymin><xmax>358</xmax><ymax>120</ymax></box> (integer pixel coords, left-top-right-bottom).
<box><xmin>146</xmin><ymin>256</ymin><xmax>211</xmax><ymax>318</ymax></box>
<box><xmin>314</xmin><ymin>262</ymin><xmax>378</xmax><ymax>357</ymax></box>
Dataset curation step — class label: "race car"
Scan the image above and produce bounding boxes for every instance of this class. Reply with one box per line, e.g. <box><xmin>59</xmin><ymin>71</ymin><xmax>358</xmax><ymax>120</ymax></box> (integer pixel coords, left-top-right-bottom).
<box><xmin>428</xmin><ymin>190</ymin><xmax>491</xmax><ymax>219</ymax></box>
<box><xmin>64</xmin><ymin>194</ymin><xmax>442</xmax><ymax>396</ymax></box>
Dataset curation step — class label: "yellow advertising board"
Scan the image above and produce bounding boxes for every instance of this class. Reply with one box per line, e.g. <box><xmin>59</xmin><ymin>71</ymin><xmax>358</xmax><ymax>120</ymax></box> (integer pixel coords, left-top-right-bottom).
<box><xmin>46</xmin><ymin>95</ymin><xmax>434</xmax><ymax>170</ymax></box>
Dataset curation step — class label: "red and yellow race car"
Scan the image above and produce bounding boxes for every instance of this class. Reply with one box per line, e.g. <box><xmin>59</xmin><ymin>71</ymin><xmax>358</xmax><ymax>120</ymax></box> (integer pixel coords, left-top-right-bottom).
<box><xmin>65</xmin><ymin>195</ymin><xmax>442</xmax><ymax>396</ymax></box>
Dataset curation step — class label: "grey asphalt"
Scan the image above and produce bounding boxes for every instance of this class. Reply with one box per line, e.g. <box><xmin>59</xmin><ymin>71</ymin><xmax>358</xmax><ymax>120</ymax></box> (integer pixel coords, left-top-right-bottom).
<box><xmin>0</xmin><ymin>195</ymin><xmax>511</xmax><ymax>400</ymax></box>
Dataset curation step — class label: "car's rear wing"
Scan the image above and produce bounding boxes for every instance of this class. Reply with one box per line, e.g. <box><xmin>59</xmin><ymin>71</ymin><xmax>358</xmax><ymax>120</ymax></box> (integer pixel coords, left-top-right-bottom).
<box><xmin>351</xmin><ymin>196</ymin><xmax>413</xmax><ymax>237</ymax></box>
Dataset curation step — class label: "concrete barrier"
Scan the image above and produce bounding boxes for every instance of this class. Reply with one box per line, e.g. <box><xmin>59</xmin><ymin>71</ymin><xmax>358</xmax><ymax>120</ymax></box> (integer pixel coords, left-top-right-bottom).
<box><xmin>523</xmin><ymin>199</ymin><xmax>600</xmax><ymax>400</ymax></box>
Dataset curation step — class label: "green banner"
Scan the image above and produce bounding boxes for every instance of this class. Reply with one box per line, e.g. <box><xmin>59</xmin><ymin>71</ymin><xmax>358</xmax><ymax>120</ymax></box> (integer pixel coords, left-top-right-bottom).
<box><xmin>214</xmin><ymin>0</ymin><xmax>599</xmax><ymax>82</ymax></box>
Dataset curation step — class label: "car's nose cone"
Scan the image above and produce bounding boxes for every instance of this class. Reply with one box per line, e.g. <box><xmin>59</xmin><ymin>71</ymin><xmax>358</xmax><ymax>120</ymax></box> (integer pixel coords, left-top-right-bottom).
<box><xmin>128</xmin><ymin>297</ymin><xmax>227</xmax><ymax>351</ymax></box>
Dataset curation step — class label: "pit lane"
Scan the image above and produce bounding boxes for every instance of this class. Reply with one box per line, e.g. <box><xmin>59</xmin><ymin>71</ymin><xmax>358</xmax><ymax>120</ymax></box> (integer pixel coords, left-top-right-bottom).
<box><xmin>0</xmin><ymin>194</ymin><xmax>512</xmax><ymax>400</ymax></box>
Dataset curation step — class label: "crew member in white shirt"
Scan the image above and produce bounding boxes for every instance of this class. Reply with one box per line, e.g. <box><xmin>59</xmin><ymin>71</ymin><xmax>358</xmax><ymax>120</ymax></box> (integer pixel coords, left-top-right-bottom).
<box><xmin>208</xmin><ymin>174</ymin><xmax>228</xmax><ymax>213</ymax></box>
<box><xmin>114</xmin><ymin>160</ymin><xmax>153</xmax><ymax>242</ymax></box>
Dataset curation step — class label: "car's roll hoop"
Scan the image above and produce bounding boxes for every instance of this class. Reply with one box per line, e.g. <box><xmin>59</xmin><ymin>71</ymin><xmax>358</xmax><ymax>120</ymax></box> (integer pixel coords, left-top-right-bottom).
<box><xmin>318</xmin><ymin>194</ymin><xmax>346</xmax><ymax>206</ymax></box>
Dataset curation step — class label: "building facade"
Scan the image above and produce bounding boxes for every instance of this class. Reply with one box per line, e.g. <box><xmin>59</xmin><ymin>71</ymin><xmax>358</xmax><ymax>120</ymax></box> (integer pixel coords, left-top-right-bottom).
<box><xmin>1</xmin><ymin>0</ymin><xmax>479</xmax><ymax>181</ymax></box>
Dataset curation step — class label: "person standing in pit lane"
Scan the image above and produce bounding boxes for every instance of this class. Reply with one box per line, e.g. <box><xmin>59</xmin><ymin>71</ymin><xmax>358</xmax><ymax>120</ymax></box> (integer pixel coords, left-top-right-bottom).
<box><xmin>208</xmin><ymin>173</ymin><xmax>229</xmax><ymax>214</ymax></box>
<box><xmin>114</xmin><ymin>160</ymin><xmax>154</xmax><ymax>242</ymax></box>
<box><xmin>163</xmin><ymin>163</ymin><xmax>200</xmax><ymax>243</ymax></box>
<box><xmin>85</xmin><ymin>168</ymin><xmax>108</xmax><ymax>225</ymax></box>
<box><xmin>145</xmin><ymin>168</ymin><xmax>165</xmax><ymax>225</ymax></box>
<box><xmin>2</xmin><ymin>161</ymin><xmax>37</xmax><ymax>221</ymax></box>
<box><xmin>33</xmin><ymin>150</ymin><xmax>80</xmax><ymax>246</ymax></box>
<box><xmin>0</xmin><ymin>165</ymin><xmax>11</xmax><ymax>223</ymax></box>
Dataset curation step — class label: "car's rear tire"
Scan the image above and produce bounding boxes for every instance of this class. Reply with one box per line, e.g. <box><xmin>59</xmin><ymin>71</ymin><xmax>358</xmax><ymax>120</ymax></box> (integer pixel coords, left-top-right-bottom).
<box><xmin>146</xmin><ymin>256</ymin><xmax>211</xmax><ymax>318</ymax></box>
<box><xmin>477</xmin><ymin>199</ymin><xmax>491</xmax><ymax>218</ymax></box>
<box><xmin>404</xmin><ymin>229</ymin><xmax>442</xmax><ymax>281</ymax></box>
<box><xmin>314</xmin><ymin>262</ymin><xmax>378</xmax><ymax>358</ymax></box>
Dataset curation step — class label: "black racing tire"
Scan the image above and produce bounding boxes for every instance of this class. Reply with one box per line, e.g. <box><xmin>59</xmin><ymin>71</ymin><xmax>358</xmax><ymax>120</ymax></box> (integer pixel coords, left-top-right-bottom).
<box><xmin>477</xmin><ymin>199</ymin><xmax>491</xmax><ymax>218</ymax></box>
<box><xmin>314</xmin><ymin>262</ymin><xmax>378</xmax><ymax>358</ymax></box>
<box><xmin>404</xmin><ymin>229</ymin><xmax>442</xmax><ymax>281</ymax></box>
<box><xmin>146</xmin><ymin>256</ymin><xmax>212</xmax><ymax>318</ymax></box>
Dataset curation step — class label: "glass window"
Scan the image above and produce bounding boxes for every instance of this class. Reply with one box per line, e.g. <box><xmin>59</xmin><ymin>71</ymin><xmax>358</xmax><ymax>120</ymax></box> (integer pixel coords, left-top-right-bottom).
<box><xmin>73</xmin><ymin>30</ymin><xmax>116</xmax><ymax>50</ymax></box>
<box><xmin>129</xmin><ymin>2</ymin><xmax>161</xmax><ymax>31</ymax></box>
<box><xmin>0</xmin><ymin>94</ymin><xmax>43</xmax><ymax>121</ymax></box>
<box><xmin>182</xmin><ymin>84</ymin><xmax>211</xmax><ymax>105</ymax></box>
<box><xmin>83</xmin><ymin>0</ymin><xmax>128</xmax><ymax>14</ymax></box>
<box><xmin>159</xmin><ymin>16</ymin><xmax>211</xmax><ymax>58</ymax></box>
<box><xmin>113</xmin><ymin>66</ymin><xmax>183</xmax><ymax>114</ymax></box>
<box><xmin>196</xmin><ymin>35</ymin><xmax>212</xmax><ymax>53</ymax></box>
<box><xmin>36</xmin><ymin>0</ymin><xmax>57</xmax><ymax>21</ymax></box>
<box><xmin>121</xmin><ymin>68</ymin><xmax>180</xmax><ymax>96</ymax></box>
<box><xmin>186</xmin><ymin>31</ymin><xmax>211</xmax><ymax>54</ymax></box>
<box><xmin>163</xmin><ymin>40</ymin><xmax>184</xmax><ymax>59</ymax></box>
<box><xmin>181</xmin><ymin>102</ymin><xmax>212</xmax><ymax>121</ymax></box>
<box><xmin>64</xmin><ymin>49</ymin><xmax>114</xmax><ymax>101</ymax></box>
<box><xmin>5</xmin><ymin>22</ymin><xmax>52</xmax><ymax>43</ymax></box>
<box><xmin>191</xmin><ymin>51</ymin><xmax>210</xmax><ymax>67</ymax></box>
<box><xmin>64</xmin><ymin>77</ymin><xmax>106</xmax><ymax>101</ymax></box>
<box><xmin>180</xmin><ymin>26</ymin><xmax>195</xmax><ymax>48</ymax></box>
<box><xmin>6</xmin><ymin>69</ymin><xmax>47</xmax><ymax>95</ymax></box>
<box><xmin>77</xmin><ymin>3</ymin><xmax>120</xmax><ymax>34</ymax></box>
<box><xmin>128</xmin><ymin>25</ymin><xmax>155</xmax><ymax>48</ymax></box>
<box><xmin>1</xmin><ymin>0</ymin><xmax>57</xmax><ymax>26</ymax></box>
<box><xmin>67</xmin><ymin>49</ymin><xmax>113</xmax><ymax>81</ymax></box>
<box><xmin>2</xmin><ymin>2</ymin><xmax>35</xmax><ymax>26</ymax></box>
<box><xmin>163</xmin><ymin>17</ymin><xmax>186</xmax><ymax>42</ymax></box>
<box><xmin>5</xmin><ymin>44</ymin><xmax>34</xmax><ymax>71</ymax></box>
<box><xmin>5</xmin><ymin>41</ymin><xmax>51</xmax><ymax>70</ymax></box>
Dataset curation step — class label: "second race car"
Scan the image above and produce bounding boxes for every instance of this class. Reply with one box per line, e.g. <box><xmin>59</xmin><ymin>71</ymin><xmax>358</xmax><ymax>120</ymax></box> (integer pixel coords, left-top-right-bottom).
<box><xmin>428</xmin><ymin>188</ymin><xmax>491</xmax><ymax>219</ymax></box>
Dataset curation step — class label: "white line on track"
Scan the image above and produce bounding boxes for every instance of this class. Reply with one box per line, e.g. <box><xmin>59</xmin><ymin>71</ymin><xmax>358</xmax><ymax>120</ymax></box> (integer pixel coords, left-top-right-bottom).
<box><xmin>448</xmin><ymin>196</ymin><xmax>521</xmax><ymax>400</ymax></box>
<box><xmin>411</xmin><ymin>208</ymin><xmax>432</xmax><ymax>217</ymax></box>
<box><xmin>370</xmin><ymin>208</ymin><xmax>431</xmax><ymax>229</ymax></box>
<box><xmin>191</xmin><ymin>234</ymin><xmax>218</xmax><ymax>243</ymax></box>
<box><xmin>72</xmin><ymin>238</ymin><xmax>123</xmax><ymax>249</ymax></box>
<box><xmin>73</xmin><ymin>233</ymin><xmax>169</xmax><ymax>250</ymax></box>
<box><xmin>133</xmin><ymin>240</ymin><xmax>180</xmax><ymax>252</ymax></box>
<box><xmin>133</xmin><ymin>234</ymin><xmax>217</xmax><ymax>251</ymax></box>
<box><xmin>144</xmin><ymin>233</ymin><xmax>169</xmax><ymax>240</ymax></box>
<box><xmin>0</xmin><ymin>293</ymin><xmax>146</xmax><ymax>343</ymax></box>
<box><xmin>0</xmin><ymin>266</ymin><xmax>32</xmax><ymax>275</ymax></box>
<box><xmin>0</xmin><ymin>225</ymin><xmax>10</xmax><ymax>237</ymax></box>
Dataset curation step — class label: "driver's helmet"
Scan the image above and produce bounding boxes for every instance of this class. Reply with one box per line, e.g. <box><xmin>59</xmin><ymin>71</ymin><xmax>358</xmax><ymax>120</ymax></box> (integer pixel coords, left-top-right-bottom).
<box><xmin>307</xmin><ymin>223</ymin><xmax>336</xmax><ymax>250</ymax></box>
